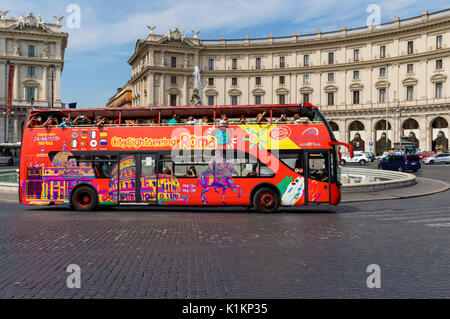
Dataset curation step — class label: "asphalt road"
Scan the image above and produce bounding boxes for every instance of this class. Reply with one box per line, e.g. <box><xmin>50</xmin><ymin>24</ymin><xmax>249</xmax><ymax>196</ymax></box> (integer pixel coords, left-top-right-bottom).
<box><xmin>0</xmin><ymin>162</ymin><xmax>449</xmax><ymax>298</ymax></box>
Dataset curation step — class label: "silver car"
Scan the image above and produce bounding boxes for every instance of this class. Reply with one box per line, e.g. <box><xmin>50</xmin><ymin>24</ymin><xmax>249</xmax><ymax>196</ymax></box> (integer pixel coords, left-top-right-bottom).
<box><xmin>422</xmin><ymin>153</ymin><xmax>450</xmax><ymax>165</ymax></box>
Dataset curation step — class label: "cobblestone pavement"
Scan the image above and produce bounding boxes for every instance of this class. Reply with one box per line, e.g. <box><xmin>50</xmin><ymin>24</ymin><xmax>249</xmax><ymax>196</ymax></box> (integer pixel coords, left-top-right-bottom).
<box><xmin>0</xmin><ymin>165</ymin><xmax>449</xmax><ymax>298</ymax></box>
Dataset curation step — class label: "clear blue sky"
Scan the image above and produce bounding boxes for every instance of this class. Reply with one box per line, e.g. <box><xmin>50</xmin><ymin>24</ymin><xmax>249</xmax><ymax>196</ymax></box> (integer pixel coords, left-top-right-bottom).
<box><xmin>2</xmin><ymin>0</ymin><xmax>449</xmax><ymax>108</ymax></box>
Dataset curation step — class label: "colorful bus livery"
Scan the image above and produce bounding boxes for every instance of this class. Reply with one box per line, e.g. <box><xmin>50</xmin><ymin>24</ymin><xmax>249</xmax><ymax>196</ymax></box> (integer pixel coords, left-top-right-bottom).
<box><xmin>19</xmin><ymin>104</ymin><xmax>353</xmax><ymax>213</ymax></box>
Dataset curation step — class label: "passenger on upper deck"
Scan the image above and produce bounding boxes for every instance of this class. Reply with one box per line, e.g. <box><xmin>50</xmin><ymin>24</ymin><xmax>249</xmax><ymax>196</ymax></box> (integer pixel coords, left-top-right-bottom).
<box><xmin>59</xmin><ymin>117</ymin><xmax>72</xmax><ymax>128</ymax></box>
<box><xmin>27</xmin><ymin>116</ymin><xmax>42</xmax><ymax>128</ymax></box>
<box><xmin>293</xmin><ymin>113</ymin><xmax>309</xmax><ymax>124</ymax></box>
<box><xmin>219</xmin><ymin>114</ymin><xmax>229</xmax><ymax>125</ymax></box>
<box><xmin>73</xmin><ymin>115</ymin><xmax>91</xmax><ymax>126</ymax></box>
<box><xmin>95</xmin><ymin>116</ymin><xmax>107</xmax><ymax>127</ymax></box>
<box><xmin>239</xmin><ymin>115</ymin><xmax>248</xmax><ymax>124</ymax></box>
<box><xmin>168</xmin><ymin>114</ymin><xmax>179</xmax><ymax>126</ymax></box>
<box><xmin>256</xmin><ymin>111</ymin><xmax>268</xmax><ymax>124</ymax></box>
<box><xmin>132</xmin><ymin>118</ymin><xmax>142</xmax><ymax>126</ymax></box>
<box><xmin>202</xmin><ymin>116</ymin><xmax>209</xmax><ymax>125</ymax></box>
<box><xmin>186</xmin><ymin>116</ymin><xmax>196</xmax><ymax>125</ymax></box>
<box><xmin>43</xmin><ymin>115</ymin><xmax>59</xmax><ymax>127</ymax></box>
<box><xmin>275</xmin><ymin>113</ymin><xmax>288</xmax><ymax>124</ymax></box>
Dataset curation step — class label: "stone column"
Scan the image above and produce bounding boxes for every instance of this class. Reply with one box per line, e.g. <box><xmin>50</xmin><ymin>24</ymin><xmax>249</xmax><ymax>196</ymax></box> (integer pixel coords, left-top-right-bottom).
<box><xmin>54</xmin><ymin>66</ymin><xmax>61</xmax><ymax>106</ymax></box>
<box><xmin>0</xmin><ymin>62</ymin><xmax>5</xmax><ymax>101</ymax></box>
<box><xmin>159</xmin><ymin>74</ymin><xmax>165</xmax><ymax>106</ymax></box>
<box><xmin>149</xmin><ymin>50</ymin><xmax>154</xmax><ymax>66</ymax></box>
<box><xmin>42</xmin><ymin>66</ymin><xmax>48</xmax><ymax>103</ymax></box>
<box><xmin>420</xmin><ymin>116</ymin><xmax>430</xmax><ymax>151</ymax></box>
<box><xmin>13</xmin><ymin>63</ymin><xmax>20</xmax><ymax>100</ymax></box>
<box><xmin>13</xmin><ymin>116</ymin><xmax>18</xmax><ymax>142</ymax></box>
<box><xmin>288</xmin><ymin>74</ymin><xmax>292</xmax><ymax>103</ymax></box>
<box><xmin>147</xmin><ymin>72</ymin><xmax>154</xmax><ymax>106</ymax></box>
<box><xmin>183</xmin><ymin>75</ymin><xmax>188</xmax><ymax>106</ymax></box>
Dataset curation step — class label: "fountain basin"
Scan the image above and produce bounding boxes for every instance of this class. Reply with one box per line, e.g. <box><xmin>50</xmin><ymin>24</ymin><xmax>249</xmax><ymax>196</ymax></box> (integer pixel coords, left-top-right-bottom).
<box><xmin>341</xmin><ymin>167</ymin><xmax>416</xmax><ymax>193</ymax></box>
<box><xmin>0</xmin><ymin>169</ymin><xmax>19</xmax><ymax>193</ymax></box>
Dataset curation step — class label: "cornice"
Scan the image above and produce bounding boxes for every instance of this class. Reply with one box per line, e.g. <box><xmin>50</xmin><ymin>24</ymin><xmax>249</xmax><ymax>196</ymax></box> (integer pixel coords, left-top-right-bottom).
<box><xmin>131</xmin><ymin>47</ymin><xmax>450</xmax><ymax>79</ymax></box>
<box><xmin>322</xmin><ymin>103</ymin><xmax>450</xmax><ymax>118</ymax></box>
<box><xmin>0</xmin><ymin>56</ymin><xmax>64</xmax><ymax>64</ymax></box>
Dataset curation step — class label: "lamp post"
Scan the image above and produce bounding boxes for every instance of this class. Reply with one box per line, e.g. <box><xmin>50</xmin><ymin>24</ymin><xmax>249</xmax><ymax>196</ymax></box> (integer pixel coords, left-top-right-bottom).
<box><xmin>396</xmin><ymin>105</ymin><xmax>405</xmax><ymax>152</ymax></box>
<box><xmin>385</xmin><ymin>64</ymin><xmax>389</xmax><ymax>151</ymax></box>
<box><xmin>4</xmin><ymin>60</ymin><xmax>9</xmax><ymax>143</ymax></box>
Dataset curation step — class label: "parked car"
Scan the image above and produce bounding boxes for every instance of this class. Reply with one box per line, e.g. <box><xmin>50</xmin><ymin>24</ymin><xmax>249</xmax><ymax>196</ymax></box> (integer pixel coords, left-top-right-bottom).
<box><xmin>376</xmin><ymin>151</ymin><xmax>401</xmax><ymax>161</ymax></box>
<box><xmin>378</xmin><ymin>154</ymin><xmax>421</xmax><ymax>172</ymax></box>
<box><xmin>422</xmin><ymin>153</ymin><xmax>450</xmax><ymax>165</ymax></box>
<box><xmin>418</xmin><ymin>151</ymin><xmax>435</xmax><ymax>160</ymax></box>
<box><xmin>340</xmin><ymin>152</ymin><xmax>370</xmax><ymax>165</ymax></box>
<box><xmin>362</xmin><ymin>152</ymin><xmax>375</xmax><ymax>162</ymax></box>
<box><xmin>0</xmin><ymin>155</ymin><xmax>13</xmax><ymax>166</ymax></box>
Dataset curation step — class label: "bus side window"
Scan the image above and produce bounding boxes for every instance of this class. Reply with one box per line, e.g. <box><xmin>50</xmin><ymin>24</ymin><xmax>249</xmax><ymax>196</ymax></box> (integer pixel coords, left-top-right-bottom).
<box><xmin>277</xmin><ymin>150</ymin><xmax>304</xmax><ymax>173</ymax></box>
<box><xmin>259</xmin><ymin>162</ymin><xmax>274</xmax><ymax>177</ymax></box>
<box><xmin>159</xmin><ymin>161</ymin><xmax>174</xmax><ymax>175</ymax></box>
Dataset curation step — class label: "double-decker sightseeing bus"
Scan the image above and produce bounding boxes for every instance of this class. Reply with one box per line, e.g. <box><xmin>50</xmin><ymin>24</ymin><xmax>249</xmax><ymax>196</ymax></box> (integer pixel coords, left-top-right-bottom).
<box><xmin>19</xmin><ymin>103</ymin><xmax>353</xmax><ymax>213</ymax></box>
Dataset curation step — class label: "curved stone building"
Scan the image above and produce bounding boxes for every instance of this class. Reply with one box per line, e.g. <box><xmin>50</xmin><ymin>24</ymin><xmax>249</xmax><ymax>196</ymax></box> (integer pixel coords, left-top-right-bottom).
<box><xmin>127</xmin><ymin>9</ymin><xmax>450</xmax><ymax>152</ymax></box>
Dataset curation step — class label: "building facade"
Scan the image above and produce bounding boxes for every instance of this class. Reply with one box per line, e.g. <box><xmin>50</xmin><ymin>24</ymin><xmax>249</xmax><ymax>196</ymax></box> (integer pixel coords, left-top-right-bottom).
<box><xmin>128</xmin><ymin>9</ymin><xmax>450</xmax><ymax>153</ymax></box>
<box><xmin>106</xmin><ymin>80</ymin><xmax>133</xmax><ymax>108</ymax></box>
<box><xmin>0</xmin><ymin>12</ymin><xmax>68</xmax><ymax>143</ymax></box>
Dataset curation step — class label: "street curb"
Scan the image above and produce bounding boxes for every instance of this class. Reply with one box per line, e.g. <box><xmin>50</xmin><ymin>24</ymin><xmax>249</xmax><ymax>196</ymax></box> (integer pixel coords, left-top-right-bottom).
<box><xmin>341</xmin><ymin>177</ymin><xmax>450</xmax><ymax>203</ymax></box>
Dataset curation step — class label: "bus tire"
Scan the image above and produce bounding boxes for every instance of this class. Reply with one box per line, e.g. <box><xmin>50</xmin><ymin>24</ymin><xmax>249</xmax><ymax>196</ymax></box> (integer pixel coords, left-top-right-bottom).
<box><xmin>254</xmin><ymin>187</ymin><xmax>280</xmax><ymax>214</ymax></box>
<box><xmin>71</xmin><ymin>186</ymin><xmax>98</xmax><ymax>212</ymax></box>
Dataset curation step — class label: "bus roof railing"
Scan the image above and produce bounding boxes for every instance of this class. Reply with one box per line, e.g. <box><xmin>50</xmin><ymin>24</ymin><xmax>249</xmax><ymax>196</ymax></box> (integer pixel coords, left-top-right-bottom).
<box><xmin>29</xmin><ymin>103</ymin><xmax>317</xmax><ymax>120</ymax></box>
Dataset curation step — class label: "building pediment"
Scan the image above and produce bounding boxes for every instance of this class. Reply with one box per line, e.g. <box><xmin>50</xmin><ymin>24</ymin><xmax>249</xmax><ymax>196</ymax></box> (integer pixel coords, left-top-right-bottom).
<box><xmin>402</xmin><ymin>76</ymin><xmax>418</xmax><ymax>86</ymax></box>
<box><xmin>275</xmin><ymin>87</ymin><xmax>289</xmax><ymax>95</ymax></box>
<box><xmin>252</xmin><ymin>88</ymin><xmax>266</xmax><ymax>95</ymax></box>
<box><xmin>204</xmin><ymin>88</ymin><xmax>218</xmax><ymax>96</ymax></box>
<box><xmin>349</xmin><ymin>82</ymin><xmax>364</xmax><ymax>91</ymax></box>
<box><xmin>152</xmin><ymin>28</ymin><xmax>200</xmax><ymax>47</ymax></box>
<box><xmin>8</xmin><ymin>13</ymin><xmax>53</xmax><ymax>33</ymax></box>
<box><xmin>167</xmin><ymin>87</ymin><xmax>181</xmax><ymax>95</ymax></box>
<box><xmin>430</xmin><ymin>73</ymin><xmax>447</xmax><ymax>83</ymax></box>
<box><xmin>299</xmin><ymin>86</ymin><xmax>313</xmax><ymax>94</ymax></box>
<box><xmin>228</xmin><ymin>88</ymin><xmax>242</xmax><ymax>96</ymax></box>
<box><xmin>22</xmin><ymin>79</ymin><xmax>40</xmax><ymax>87</ymax></box>
<box><xmin>375</xmin><ymin>80</ymin><xmax>390</xmax><ymax>89</ymax></box>
<box><xmin>324</xmin><ymin>85</ymin><xmax>338</xmax><ymax>93</ymax></box>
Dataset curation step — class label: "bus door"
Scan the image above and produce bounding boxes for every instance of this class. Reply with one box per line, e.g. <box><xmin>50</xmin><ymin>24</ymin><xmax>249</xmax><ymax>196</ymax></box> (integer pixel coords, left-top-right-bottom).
<box><xmin>138</xmin><ymin>154</ymin><xmax>158</xmax><ymax>204</ymax></box>
<box><xmin>118</xmin><ymin>154</ymin><xmax>138</xmax><ymax>202</ymax></box>
<box><xmin>304</xmin><ymin>150</ymin><xmax>331</xmax><ymax>204</ymax></box>
<box><xmin>118</xmin><ymin>154</ymin><xmax>157</xmax><ymax>204</ymax></box>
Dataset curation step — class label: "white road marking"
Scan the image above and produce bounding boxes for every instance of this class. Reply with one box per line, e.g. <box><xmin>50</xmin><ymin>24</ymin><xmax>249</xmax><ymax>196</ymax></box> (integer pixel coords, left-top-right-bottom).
<box><xmin>408</xmin><ymin>217</ymin><xmax>450</xmax><ymax>223</ymax></box>
<box><xmin>425</xmin><ymin>223</ymin><xmax>450</xmax><ymax>228</ymax></box>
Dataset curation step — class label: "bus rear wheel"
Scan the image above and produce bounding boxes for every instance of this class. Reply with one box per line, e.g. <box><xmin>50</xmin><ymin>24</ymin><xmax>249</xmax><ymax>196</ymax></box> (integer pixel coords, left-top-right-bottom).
<box><xmin>254</xmin><ymin>188</ymin><xmax>280</xmax><ymax>214</ymax></box>
<box><xmin>71</xmin><ymin>186</ymin><xmax>98</xmax><ymax>211</ymax></box>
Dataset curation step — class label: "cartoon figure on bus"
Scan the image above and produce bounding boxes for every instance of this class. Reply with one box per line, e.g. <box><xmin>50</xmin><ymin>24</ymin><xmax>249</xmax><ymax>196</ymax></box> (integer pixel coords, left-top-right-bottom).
<box><xmin>280</xmin><ymin>176</ymin><xmax>305</xmax><ymax>206</ymax></box>
<box><xmin>197</xmin><ymin>154</ymin><xmax>242</xmax><ymax>205</ymax></box>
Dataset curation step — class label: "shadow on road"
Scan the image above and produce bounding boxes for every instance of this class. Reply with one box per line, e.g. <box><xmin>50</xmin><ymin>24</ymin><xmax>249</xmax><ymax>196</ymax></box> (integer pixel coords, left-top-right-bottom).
<box><xmin>23</xmin><ymin>204</ymin><xmax>344</xmax><ymax>215</ymax></box>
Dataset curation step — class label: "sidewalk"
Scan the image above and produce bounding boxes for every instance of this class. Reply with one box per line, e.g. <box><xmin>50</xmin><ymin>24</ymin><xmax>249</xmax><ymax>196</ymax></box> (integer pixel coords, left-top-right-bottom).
<box><xmin>1</xmin><ymin>177</ymin><xmax>448</xmax><ymax>204</ymax></box>
<box><xmin>341</xmin><ymin>177</ymin><xmax>450</xmax><ymax>203</ymax></box>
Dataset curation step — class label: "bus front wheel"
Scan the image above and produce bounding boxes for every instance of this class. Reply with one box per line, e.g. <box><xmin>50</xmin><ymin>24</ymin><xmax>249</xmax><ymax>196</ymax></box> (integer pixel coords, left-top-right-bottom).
<box><xmin>71</xmin><ymin>186</ymin><xmax>98</xmax><ymax>212</ymax></box>
<box><xmin>254</xmin><ymin>188</ymin><xmax>280</xmax><ymax>214</ymax></box>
